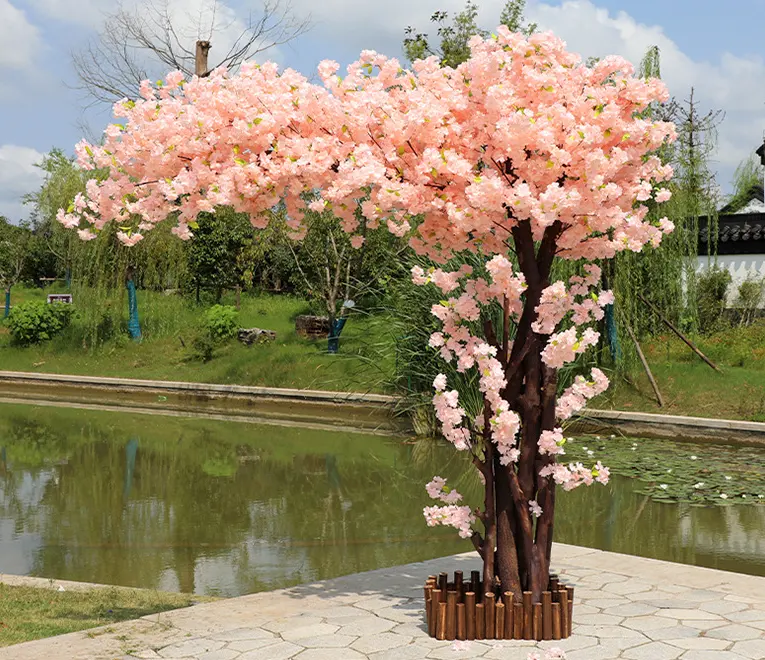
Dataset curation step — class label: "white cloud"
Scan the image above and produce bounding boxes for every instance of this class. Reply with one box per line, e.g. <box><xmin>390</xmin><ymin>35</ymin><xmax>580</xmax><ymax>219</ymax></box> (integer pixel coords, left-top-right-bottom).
<box><xmin>0</xmin><ymin>0</ymin><xmax>43</xmax><ymax>70</ymax></box>
<box><xmin>27</xmin><ymin>0</ymin><xmax>112</xmax><ymax>27</ymax></box>
<box><xmin>0</xmin><ymin>145</ymin><xmax>45</xmax><ymax>222</ymax></box>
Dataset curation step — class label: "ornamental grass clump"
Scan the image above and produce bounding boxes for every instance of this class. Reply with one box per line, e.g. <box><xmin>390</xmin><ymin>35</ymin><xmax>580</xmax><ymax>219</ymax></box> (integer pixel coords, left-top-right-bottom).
<box><xmin>58</xmin><ymin>27</ymin><xmax>675</xmax><ymax>604</ymax></box>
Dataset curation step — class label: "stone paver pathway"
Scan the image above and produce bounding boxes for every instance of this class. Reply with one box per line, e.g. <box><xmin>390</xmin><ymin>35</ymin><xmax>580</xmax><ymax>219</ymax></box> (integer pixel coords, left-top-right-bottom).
<box><xmin>3</xmin><ymin>543</ymin><xmax>765</xmax><ymax>659</ymax></box>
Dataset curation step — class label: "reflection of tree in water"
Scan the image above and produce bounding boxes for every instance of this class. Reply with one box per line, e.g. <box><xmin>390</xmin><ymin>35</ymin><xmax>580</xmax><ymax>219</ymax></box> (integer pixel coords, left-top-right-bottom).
<box><xmin>5</xmin><ymin>407</ymin><xmax>765</xmax><ymax>590</ymax></box>
<box><xmin>0</xmin><ymin>412</ymin><xmax>470</xmax><ymax>595</ymax></box>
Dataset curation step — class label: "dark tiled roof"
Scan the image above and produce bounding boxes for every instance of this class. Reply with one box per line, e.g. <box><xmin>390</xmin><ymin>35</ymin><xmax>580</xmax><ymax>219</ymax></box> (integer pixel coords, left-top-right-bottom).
<box><xmin>699</xmin><ymin>213</ymin><xmax>765</xmax><ymax>255</ymax></box>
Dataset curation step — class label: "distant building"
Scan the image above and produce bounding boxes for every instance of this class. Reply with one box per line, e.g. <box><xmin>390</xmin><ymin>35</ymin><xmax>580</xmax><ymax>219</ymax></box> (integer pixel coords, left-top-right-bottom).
<box><xmin>698</xmin><ymin>143</ymin><xmax>765</xmax><ymax>308</ymax></box>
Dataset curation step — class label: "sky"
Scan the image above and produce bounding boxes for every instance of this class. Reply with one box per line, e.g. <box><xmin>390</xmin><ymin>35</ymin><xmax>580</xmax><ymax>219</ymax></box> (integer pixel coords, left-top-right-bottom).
<box><xmin>2</xmin><ymin>0</ymin><xmax>764</xmax><ymax>223</ymax></box>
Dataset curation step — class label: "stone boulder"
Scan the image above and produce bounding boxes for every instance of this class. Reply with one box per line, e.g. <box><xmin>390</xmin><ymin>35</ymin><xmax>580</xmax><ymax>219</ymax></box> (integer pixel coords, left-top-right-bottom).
<box><xmin>238</xmin><ymin>328</ymin><xmax>277</xmax><ymax>345</ymax></box>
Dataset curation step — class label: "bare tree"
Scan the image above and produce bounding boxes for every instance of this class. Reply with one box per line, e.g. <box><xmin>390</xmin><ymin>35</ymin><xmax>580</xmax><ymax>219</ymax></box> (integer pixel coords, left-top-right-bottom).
<box><xmin>71</xmin><ymin>0</ymin><xmax>311</xmax><ymax>107</ymax></box>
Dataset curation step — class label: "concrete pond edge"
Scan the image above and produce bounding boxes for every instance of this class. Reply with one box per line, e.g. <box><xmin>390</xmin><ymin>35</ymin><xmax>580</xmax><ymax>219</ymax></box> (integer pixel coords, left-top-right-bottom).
<box><xmin>0</xmin><ymin>370</ymin><xmax>764</xmax><ymax>444</ymax></box>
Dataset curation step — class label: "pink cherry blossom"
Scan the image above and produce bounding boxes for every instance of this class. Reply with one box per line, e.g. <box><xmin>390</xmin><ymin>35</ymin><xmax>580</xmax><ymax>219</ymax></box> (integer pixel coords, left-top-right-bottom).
<box><xmin>56</xmin><ymin>27</ymin><xmax>675</xmax><ymax>593</ymax></box>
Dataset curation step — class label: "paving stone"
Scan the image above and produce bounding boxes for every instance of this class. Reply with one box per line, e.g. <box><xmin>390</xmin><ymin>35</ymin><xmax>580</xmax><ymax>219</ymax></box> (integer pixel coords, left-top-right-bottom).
<box><xmin>297</xmin><ymin>650</ymin><xmax>367</xmax><ymax>660</ymax></box>
<box><xmin>727</xmin><ymin>611</ymin><xmax>765</xmax><ymax>623</ymax></box>
<box><xmin>706</xmin><ymin>624</ymin><xmax>762</xmax><ymax>641</ymax></box>
<box><xmin>368</xmin><ymin>645</ymin><xmax>435</xmax><ymax>660</ymax></box>
<box><xmin>338</xmin><ymin>618</ymin><xmax>397</xmax><ymax>636</ymax></box>
<box><xmin>228</xmin><ymin>638</ymin><xmax>283</xmax><ymax>653</ymax></box>
<box><xmin>678</xmin><ymin>652</ymin><xmax>748</xmax><ymax>660</ymax></box>
<box><xmin>609</xmin><ymin>603</ymin><xmax>659</xmax><ymax>617</ymax></box>
<box><xmin>605</xmin><ymin>580</ymin><xmax>657</xmax><ymax>596</ymax></box>
<box><xmin>665</xmin><ymin>637</ymin><xmax>731</xmax><ymax>650</ymax></box>
<box><xmin>731</xmin><ymin>638</ymin><xmax>765</xmax><ymax>658</ymax></box>
<box><xmin>681</xmin><ymin>590</ymin><xmax>729</xmax><ymax>603</ymax></box>
<box><xmin>209</xmin><ymin>629</ymin><xmax>276</xmax><ymax>642</ymax></box>
<box><xmin>197</xmin><ymin>650</ymin><xmax>240</xmax><ymax>660</ymax></box>
<box><xmin>538</xmin><ymin>636</ymin><xmax>599</xmax><ymax>652</ymax></box>
<box><xmin>700</xmin><ymin>600</ymin><xmax>749</xmax><ymax>615</ymax></box>
<box><xmin>681</xmin><ymin>619</ymin><xmax>730</xmax><ymax>631</ymax></box>
<box><xmin>373</xmin><ymin>606</ymin><xmax>424</xmax><ymax>623</ymax></box>
<box><xmin>575</xmin><ymin>613</ymin><xmax>625</xmax><ymax>625</ymax></box>
<box><xmin>315</xmin><ymin>606</ymin><xmax>366</xmax><ymax>618</ymax></box>
<box><xmin>351</xmin><ymin>633</ymin><xmax>413</xmax><ymax>654</ymax></box>
<box><xmin>622</xmin><ymin>641</ymin><xmax>684</xmax><ymax>660</ymax></box>
<box><xmin>623</xmin><ymin>615</ymin><xmax>679</xmax><ymax>631</ymax></box>
<box><xmin>159</xmin><ymin>639</ymin><xmax>226</xmax><ymax>658</ymax></box>
<box><xmin>584</xmin><ymin>598</ymin><xmax>631</xmax><ymax>609</ymax></box>
<box><xmin>472</xmin><ymin>641</ymin><xmax>538</xmax><ymax>660</ymax></box>
<box><xmin>566</xmin><ymin>645</ymin><xmax>623</xmax><ymax>660</ymax></box>
<box><xmin>262</xmin><ymin>616</ymin><xmax>324</xmax><ymax>634</ymax></box>
<box><xmin>644</xmin><ymin>626</ymin><xmax>703</xmax><ymax>642</ymax></box>
<box><xmin>281</xmin><ymin>623</ymin><xmax>339</xmax><ymax>641</ymax></box>
<box><xmin>656</xmin><ymin>609</ymin><xmax>724</xmax><ymax>621</ymax></box>
<box><xmin>300</xmin><ymin>634</ymin><xmax>359</xmax><ymax>649</ymax></box>
<box><xmin>639</xmin><ymin>600</ymin><xmax>699</xmax><ymax>609</ymax></box>
<box><xmin>237</xmin><ymin>641</ymin><xmax>303</xmax><ymax>660</ymax></box>
<box><xmin>737</xmin><ymin>619</ymin><xmax>765</xmax><ymax>631</ymax></box>
<box><xmin>7</xmin><ymin>547</ymin><xmax>765</xmax><ymax>660</ymax></box>
<box><xmin>353</xmin><ymin>597</ymin><xmax>404</xmax><ymax>611</ymax></box>
<box><xmin>574</xmin><ymin>625</ymin><xmax>650</xmax><ymax>640</ymax></box>
<box><xmin>573</xmin><ymin>604</ymin><xmax>600</xmax><ymax>616</ymax></box>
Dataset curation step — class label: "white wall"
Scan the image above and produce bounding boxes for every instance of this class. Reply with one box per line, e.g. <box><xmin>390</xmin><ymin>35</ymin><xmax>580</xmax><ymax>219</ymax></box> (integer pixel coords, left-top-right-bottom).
<box><xmin>697</xmin><ymin>254</ymin><xmax>765</xmax><ymax>307</ymax></box>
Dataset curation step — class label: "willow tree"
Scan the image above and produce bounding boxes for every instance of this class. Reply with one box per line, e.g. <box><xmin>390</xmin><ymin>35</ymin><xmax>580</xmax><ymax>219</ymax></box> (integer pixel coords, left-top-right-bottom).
<box><xmin>58</xmin><ymin>28</ymin><xmax>675</xmax><ymax>602</ymax></box>
<box><xmin>607</xmin><ymin>49</ymin><xmax>723</xmax><ymax>372</ymax></box>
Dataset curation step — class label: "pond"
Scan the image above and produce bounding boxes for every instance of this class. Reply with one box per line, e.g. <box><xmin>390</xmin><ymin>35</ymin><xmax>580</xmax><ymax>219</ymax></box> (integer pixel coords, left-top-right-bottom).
<box><xmin>1</xmin><ymin>400</ymin><xmax>763</xmax><ymax>597</ymax></box>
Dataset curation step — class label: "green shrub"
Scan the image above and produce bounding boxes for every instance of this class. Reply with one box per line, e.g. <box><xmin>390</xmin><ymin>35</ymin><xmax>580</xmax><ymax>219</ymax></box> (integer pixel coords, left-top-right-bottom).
<box><xmin>204</xmin><ymin>304</ymin><xmax>239</xmax><ymax>342</ymax></box>
<box><xmin>190</xmin><ymin>334</ymin><xmax>217</xmax><ymax>362</ymax></box>
<box><xmin>696</xmin><ymin>265</ymin><xmax>732</xmax><ymax>333</ymax></box>
<box><xmin>7</xmin><ymin>301</ymin><xmax>73</xmax><ymax>346</ymax></box>
<box><xmin>735</xmin><ymin>275</ymin><xmax>765</xmax><ymax>327</ymax></box>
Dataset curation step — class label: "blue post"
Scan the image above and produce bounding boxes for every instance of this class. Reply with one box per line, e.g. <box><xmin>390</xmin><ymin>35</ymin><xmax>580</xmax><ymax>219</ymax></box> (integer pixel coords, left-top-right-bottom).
<box><xmin>327</xmin><ymin>317</ymin><xmax>346</xmax><ymax>354</ymax></box>
<box><xmin>126</xmin><ymin>269</ymin><xmax>142</xmax><ymax>340</ymax></box>
<box><xmin>3</xmin><ymin>287</ymin><xmax>9</xmax><ymax>319</ymax></box>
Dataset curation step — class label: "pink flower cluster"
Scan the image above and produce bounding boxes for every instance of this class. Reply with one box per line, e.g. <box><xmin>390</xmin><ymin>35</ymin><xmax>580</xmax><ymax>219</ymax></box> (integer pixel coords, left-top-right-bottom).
<box><xmin>533</xmin><ymin>265</ymin><xmax>614</xmax><ymax>336</ymax></box>
<box><xmin>540</xmin><ymin>460</ymin><xmax>610</xmax><ymax>491</ymax></box>
<box><xmin>423</xmin><ymin>476</ymin><xmax>474</xmax><ymax>537</ymax></box>
<box><xmin>423</xmin><ymin>504</ymin><xmax>475</xmax><ymax>539</ymax></box>
<box><xmin>538</xmin><ymin>428</ymin><xmax>565</xmax><ymax>456</ymax></box>
<box><xmin>423</xmin><ymin>257</ymin><xmax>527</xmax><ymax>465</ymax></box>
<box><xmin>59</xmin><ymin>28</ymin><xmax>674</xmax><ymax>260</ymax></box>
<box><xmin>433</xmin><ymin>375</ymin><xmax>470</xmax><ymax>450</ymax></box>
<box><xmin>540</xmin><ymin>327</ymin><xmax>600</xmax><ymax>369</ymax></box>
<box><xmin>425</xmin><ymin>476</ymin><xmax>463</xmax><ymax>504</ymax></box>
<box><xmin>556</xmin><ymin>368</ymin><xmax>610</xmax><ymax>420</ymax></box>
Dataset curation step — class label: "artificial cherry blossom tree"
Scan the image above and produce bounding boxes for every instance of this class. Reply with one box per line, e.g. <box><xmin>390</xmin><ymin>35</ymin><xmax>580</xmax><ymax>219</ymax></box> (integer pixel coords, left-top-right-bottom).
<box><xmin>59</xmin><ymin>27</ymin><xmax>675</xmax><ymax>605</ymax></box>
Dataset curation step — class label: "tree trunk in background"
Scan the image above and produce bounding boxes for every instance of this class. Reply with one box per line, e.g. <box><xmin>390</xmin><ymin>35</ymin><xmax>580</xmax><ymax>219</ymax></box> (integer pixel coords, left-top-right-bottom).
<box><xmin>195</xmin><ymin>41</ymin><xmax>211</xmax><ymax>77</ymax></box>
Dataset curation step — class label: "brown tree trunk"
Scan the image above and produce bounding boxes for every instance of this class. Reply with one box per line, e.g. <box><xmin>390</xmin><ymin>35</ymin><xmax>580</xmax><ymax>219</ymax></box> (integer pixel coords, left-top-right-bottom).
<box><xmin>483</xmin><ymin>219</ymin><xmax>562</xmax><ymax>604</ymax></box>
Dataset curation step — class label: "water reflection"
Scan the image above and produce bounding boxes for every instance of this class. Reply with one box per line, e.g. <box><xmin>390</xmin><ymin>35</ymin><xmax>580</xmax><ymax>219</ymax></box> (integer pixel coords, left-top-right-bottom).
<box><xmin>0</xmin><ymin>402</ymin><xmax>764</xmax><ymax>596</ymax></box>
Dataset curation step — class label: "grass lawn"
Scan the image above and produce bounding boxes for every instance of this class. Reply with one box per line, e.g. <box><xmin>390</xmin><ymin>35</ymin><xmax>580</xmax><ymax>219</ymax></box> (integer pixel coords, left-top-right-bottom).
<box><xmin>593</xmin><ymin>320</ymin><xmax>765</xmax><ymax>422</ymax></box>
<box><xmin>0</xmin><ymin>583</ymin><xmax>212</xmax><ymax>647</ymax></box>
<box><xmin>3</xmin><ymin>285</ymin><xmax>765</xmax><ymax>420</ymax></box>
<box><xmin>0</xmin><ymin>286</ymin><xmax>394</xmax><ymax>393</ymax></box>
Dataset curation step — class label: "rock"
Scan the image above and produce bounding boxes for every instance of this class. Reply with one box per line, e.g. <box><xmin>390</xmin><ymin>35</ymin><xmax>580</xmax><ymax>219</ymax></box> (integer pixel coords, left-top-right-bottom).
<box><xmin>238</xmin><ymin>328</ymin><xmax>277</xmax><ymax>345</ymax></box>
<box><xmin>295</xmin><ymin>315</ymin><xmax>330</xmax><ymax>339</ymax></box>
